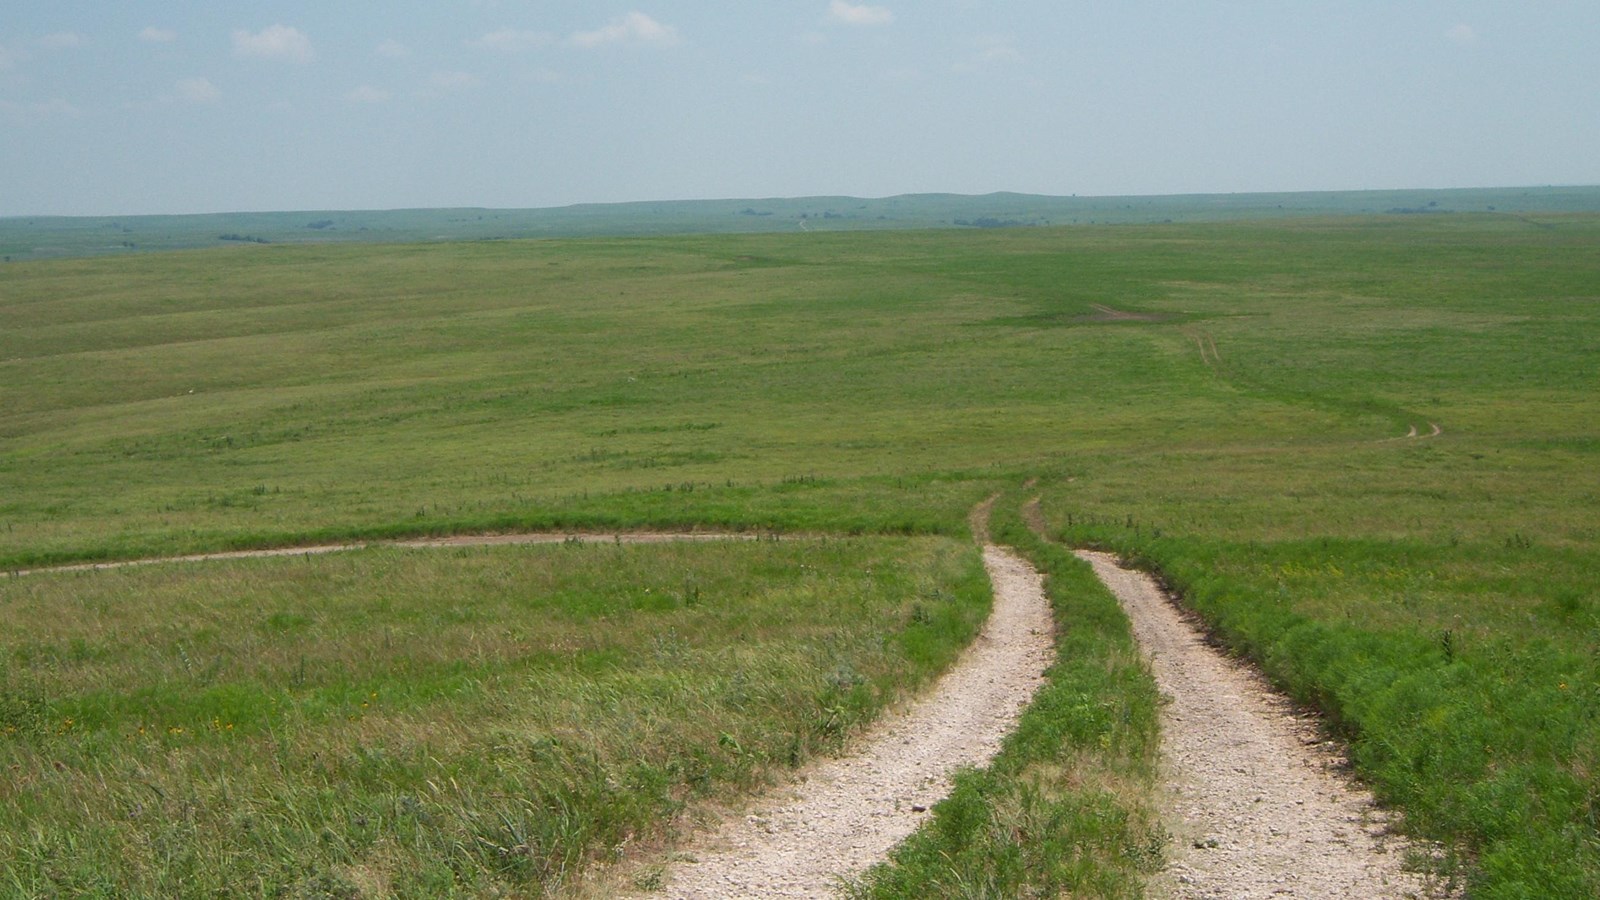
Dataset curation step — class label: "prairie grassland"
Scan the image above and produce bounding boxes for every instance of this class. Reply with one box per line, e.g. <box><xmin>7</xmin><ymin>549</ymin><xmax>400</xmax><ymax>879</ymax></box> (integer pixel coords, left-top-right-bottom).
<box><xmin>1</xmin><ymin>224</ymin><xmax>1350</xmax><ymax>566</ymax></box>
<box><xmin>3</xmin><ymin>213</ymin><xmax>1599</xmax><ymax>895</ymax></box>
<box><xmin>0</xmin><ymin>537</ymin><xmax>988</xmax><ymax>895</ymax></box>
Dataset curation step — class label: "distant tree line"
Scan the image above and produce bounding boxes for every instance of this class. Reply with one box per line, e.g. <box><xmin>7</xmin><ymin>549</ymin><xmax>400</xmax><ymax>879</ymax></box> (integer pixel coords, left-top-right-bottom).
<box><xmin>1386</xmin><ymin>201</ymin><xmax>1445</xmax><ymax>215</ymax></box>
<box><xmin>217</xmin><ymin>234</ymin><xmax>270</xmax><ymax>244</ymax></box>
<box><xmin>954</xmin><ymin>217</ymin><xmax>1037</xmax><ymax>229</ymax></box>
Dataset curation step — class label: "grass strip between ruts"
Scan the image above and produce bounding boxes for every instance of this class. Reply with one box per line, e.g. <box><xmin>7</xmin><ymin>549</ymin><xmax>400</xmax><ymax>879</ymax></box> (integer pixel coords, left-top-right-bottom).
<box><xmin>849</xmin><ymin>494</ymin><xmax>1165</xmax><ymax>898</ymax></box>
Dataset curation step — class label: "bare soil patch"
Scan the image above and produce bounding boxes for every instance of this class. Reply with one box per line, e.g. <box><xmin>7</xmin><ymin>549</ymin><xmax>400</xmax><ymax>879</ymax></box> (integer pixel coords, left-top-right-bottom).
<box><xmin>1090</xmin><ymin>303</ymin><xmax>1168</xmax><ymax>322</ymax></box>
<box><xmin>1021</xmin><ymin>494</ymin><xmax>1049</xmax><ymax>538</ymax></box>
<box><xmin>1380</xmin><ymin>422</ymin><xmax>1445</xmax><ymax>444</ymax></box>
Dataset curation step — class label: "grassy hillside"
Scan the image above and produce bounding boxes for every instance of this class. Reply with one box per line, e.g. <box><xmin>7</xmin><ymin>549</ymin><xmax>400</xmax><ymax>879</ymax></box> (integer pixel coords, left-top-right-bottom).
<box><xmin>3</xmin><ymin>213</ymin><xmax>1598</xmax><ymax>895</ymax></box>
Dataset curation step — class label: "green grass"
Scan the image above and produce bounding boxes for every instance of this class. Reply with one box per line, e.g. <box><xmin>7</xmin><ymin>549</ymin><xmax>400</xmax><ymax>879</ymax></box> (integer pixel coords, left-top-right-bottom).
<box><xmin>0</xmin><ymin>537</ymin><xmax>989</xmax><ymax>896</ymax></box>
<box><xmin>3</xmin><ymin>211</ymin><xmax>1599</xmax><ymax>894</ymax></box>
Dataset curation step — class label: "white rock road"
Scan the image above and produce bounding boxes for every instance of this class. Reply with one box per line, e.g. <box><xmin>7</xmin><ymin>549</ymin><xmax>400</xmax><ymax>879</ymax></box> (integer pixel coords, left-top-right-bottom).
<box><xmin>1076</xmin><ymin>550</ymin><xmax>1450</xmax><ymax>899</ymax></box>
<box><xmin>648</xmin><ymin>545</ymin><xmax>1056</xmax><ymax>898</ymax></box>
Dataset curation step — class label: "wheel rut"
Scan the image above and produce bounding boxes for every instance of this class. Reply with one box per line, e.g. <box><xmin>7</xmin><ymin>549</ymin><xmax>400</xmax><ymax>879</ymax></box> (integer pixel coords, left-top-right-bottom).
<box><xmin>1075</xmin><ymin>550</ymin><xmax>1452</xmax><ymax>898</ymax></box>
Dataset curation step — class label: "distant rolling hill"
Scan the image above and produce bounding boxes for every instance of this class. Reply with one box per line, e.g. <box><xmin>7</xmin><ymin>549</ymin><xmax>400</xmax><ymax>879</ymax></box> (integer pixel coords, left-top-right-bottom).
<box><xmin>3</xmin><ymin>185</ymin><xmax>1598</xmax><ymax>261</ymax></box>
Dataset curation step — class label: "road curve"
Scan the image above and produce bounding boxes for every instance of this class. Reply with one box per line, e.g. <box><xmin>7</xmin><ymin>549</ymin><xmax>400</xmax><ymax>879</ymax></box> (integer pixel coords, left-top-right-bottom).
<box><xmin>647</xmin><ymin>544</ymin><xmax>1055</xmax><ymax>898</ymax></box>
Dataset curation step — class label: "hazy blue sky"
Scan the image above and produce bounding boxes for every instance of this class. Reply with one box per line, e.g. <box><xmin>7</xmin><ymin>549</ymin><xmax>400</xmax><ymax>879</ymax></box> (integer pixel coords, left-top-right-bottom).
<box><xmin>3</xmin><ymin>1</ymin><xmax>1597</xmax><ymax>215</ymax></box>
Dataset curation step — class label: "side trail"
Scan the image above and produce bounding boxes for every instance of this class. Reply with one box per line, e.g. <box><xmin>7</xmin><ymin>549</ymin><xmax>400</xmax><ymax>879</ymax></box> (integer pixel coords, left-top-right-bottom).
<box><xmin>9</xmin><ymin>532</ymin><xmax>760</xmax><ymax>578</ymax></box>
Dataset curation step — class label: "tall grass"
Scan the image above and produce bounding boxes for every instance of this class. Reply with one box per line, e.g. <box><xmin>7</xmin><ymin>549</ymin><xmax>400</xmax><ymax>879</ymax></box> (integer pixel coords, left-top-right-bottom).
<box><xmin>0</xmin><ymin>537</ymin><xmax>989</xmax><ymax>895</ymax></box>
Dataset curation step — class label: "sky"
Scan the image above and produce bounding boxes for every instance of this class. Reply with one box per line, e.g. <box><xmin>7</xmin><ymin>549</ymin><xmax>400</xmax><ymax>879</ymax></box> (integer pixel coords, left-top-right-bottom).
<box><xmin>2</xmin><ymin>1</ymin><xmax>1597</xmax><ymax>216</ymax></box>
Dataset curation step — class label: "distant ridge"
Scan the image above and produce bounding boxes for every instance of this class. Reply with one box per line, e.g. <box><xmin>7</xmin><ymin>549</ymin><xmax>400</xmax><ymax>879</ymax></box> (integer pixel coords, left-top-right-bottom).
<box><xmin>4</xmin><ymin>185</ymin><xmax>1598</xmax><ymax>261</ymax></box>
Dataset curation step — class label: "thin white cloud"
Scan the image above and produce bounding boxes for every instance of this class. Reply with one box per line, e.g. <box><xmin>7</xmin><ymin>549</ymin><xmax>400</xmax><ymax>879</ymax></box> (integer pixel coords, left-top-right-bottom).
<box><xmin>429</xmin><ymin>71</ymin><xmax>481</xmax><ymax>90</ymax></box>
<box><xmin>1446</xmin><ymin>23</ymin><xmax>1478</xmax><ymax>46</ymax></box>
<box><xmin>176</xmin><ymin>77</ymin><xmax>221</xmax><ymax>103</ymax></box>
<box><xmin>39</xmin><ymin>32</ymin><xmax>86</xmax><ymax>50</ymax></box>
<box><xmin>139</xmin><ymin>27</ymin><xmax>177</xmax><ymax>44</ymax></box>
<box><xmin>829</xmin><ymin>1</ymin><xmax>893</xmax><ymax>26</ymax></box>
<box><xmin>347</xmin><ymin>85</ymin><xmax>390</xmax><ymax>103</ymax></box>
<box><xmin>0</xmin><ymin>97</ymin><xmax>81</xmax><ymax>119</ymax></box>
<box><xmin>233</xmin><ymin>25</ymin><xmax>313</xmax><ymax>63</ymax></box>
<box><xmin>976</xmin><ymin>36</ymin><xmax>1021</xmax><ymax>64</ymax></box>
<box><xmin>0</xmin><ymin>43</ymin><xmax>20</xmax><ymax>70</ymax></box>
<box><xmin>417</xmin><ymin>70</ymin><xmax>481</xmax><ymax>100</ymax></box>
<box><xmin>570</xmin><ymin>12</ymin><xmax>680</xmax><ymax>48</ymax></box>
<box><xmin>472</xmin><ymin>28</ymin><xmax>555</xmax><ymax>51</ymax></box>
<box><xmin>376</xmin><ymin>39</ymin><xmax>411</xmax><ymax>59</ymax></box>
<box><xmin>954</xmin><ymin>35</ymin><xmax>1022</xmax><ymax>72</ymax></box>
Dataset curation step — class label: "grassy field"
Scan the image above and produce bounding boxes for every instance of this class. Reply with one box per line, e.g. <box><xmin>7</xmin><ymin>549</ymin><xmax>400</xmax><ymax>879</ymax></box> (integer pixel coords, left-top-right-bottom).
<box><xmin>1</xmin><ymin>537</ymin><xmax>990</xmax><ymax>896</ymax></box>
<box><xmin>3</xmin><ymin>211</ymin><xmax>1599</xmax><ymax>895</ymax></box>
